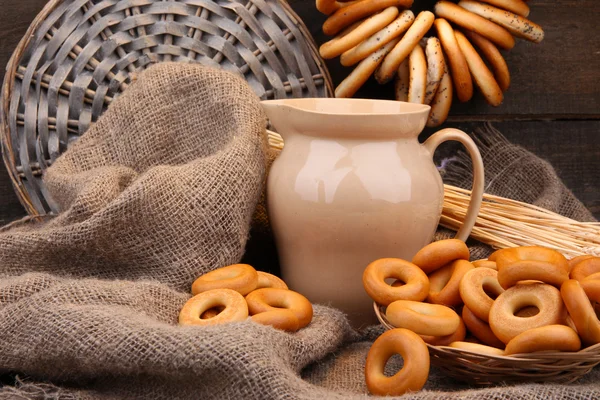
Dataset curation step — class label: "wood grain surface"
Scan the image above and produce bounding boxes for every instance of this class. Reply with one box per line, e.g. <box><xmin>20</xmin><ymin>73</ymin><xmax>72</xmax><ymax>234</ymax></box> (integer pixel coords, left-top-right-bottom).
<box><xmin>0</xmin><ymin>0</ymin><xmax>598</xmax><ymax>224</ymax></box>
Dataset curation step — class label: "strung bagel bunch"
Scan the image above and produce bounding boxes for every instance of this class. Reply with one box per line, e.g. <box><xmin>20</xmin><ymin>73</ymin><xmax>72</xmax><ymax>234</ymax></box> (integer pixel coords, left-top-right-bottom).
<box><xmin>362</xmin><ymin>239</ymin><xmax>600</xmax><ymax>396</ymax></box>
<box><xmin>316</xmin><ymin>0</ymin><xmax>544</xmax><ymax>126</ymax></box>
<box><xmin>178</xmin><ymin>264</ymin><xmax>313</xmax><ymax>332</ymax></box>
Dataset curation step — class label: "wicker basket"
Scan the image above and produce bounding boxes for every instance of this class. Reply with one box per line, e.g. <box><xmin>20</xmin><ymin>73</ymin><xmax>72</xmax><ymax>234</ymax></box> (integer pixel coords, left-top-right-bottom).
<box><xmin>374</xmin><ymin>302</ymin><xmax>600</xmax><ymax>385</ymax></box>
<box><xmin>1</xmin><ymin>0</ymin><xmax>333</xmax><ymax>216</ymax></box>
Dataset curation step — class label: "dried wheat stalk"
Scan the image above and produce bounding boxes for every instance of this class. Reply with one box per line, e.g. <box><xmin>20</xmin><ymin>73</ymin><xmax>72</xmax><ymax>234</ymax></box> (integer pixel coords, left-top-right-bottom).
<box><xmin>266</xmin><ymin>135</ymin><xmax>600</xmax><ymax>258</ymax></box>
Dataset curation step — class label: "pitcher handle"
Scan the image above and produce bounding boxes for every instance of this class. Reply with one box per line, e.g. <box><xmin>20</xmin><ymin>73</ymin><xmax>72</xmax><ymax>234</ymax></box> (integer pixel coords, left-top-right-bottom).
<box><xmin>423</xmin><ymin>128</ymin><xmax>485</xmax><ymax>242</ymax></box>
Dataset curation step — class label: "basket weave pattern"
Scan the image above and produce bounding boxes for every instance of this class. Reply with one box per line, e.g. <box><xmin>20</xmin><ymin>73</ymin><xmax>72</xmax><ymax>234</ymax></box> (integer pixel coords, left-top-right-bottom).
<box><xmin>1</xmin><ymin>0</ymin><xmax>333</xmax><ymax>215</ymax></box>
<box><xmin>374</xmin><ymin>302</ymin><xmax>600</xmax><ymax>385</ymax></box>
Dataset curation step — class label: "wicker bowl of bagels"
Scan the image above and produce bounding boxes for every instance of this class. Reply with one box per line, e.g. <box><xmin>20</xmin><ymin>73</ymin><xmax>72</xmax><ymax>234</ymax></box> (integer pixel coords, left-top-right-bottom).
<box><xmin>364</xmin><ymin>239</ymin><xmax>600</xmax><ymax>391</ymax></box>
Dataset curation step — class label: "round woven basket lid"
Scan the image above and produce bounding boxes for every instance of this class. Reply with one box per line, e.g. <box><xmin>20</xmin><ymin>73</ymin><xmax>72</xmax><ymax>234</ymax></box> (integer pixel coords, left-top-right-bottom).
<box><xmin>1</xmin><ymin>0</ymin><xmax>334</xmax><ymax>216</ymax></box>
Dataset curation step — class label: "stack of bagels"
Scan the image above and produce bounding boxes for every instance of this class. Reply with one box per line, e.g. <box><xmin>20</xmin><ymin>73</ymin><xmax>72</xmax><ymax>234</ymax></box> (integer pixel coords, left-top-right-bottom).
<box><xmin>362</xmin><ymin>239</ymin><xmax>600</xmax><ymax>396</ymax></box>
<box><xmin>178</xmin><ymin>264</ymin><xmax>313</xmax><ymax>332</ymax></box>
<box><xmin>317</xmin><ymin>0</ymin><xmax>544</xmax><ymax>126</ymax></box>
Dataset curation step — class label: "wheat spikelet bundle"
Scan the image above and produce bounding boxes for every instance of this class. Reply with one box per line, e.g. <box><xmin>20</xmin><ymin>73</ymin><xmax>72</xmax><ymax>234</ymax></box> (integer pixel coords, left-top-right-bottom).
<box><xmin>442</xmin><ymin>185</ymin><xmax>600</xmax><ymax>258</ymax></box>
<box><xmin>267</xmin><ymin>134</ymin><xmax>599</xmax><ymax>258</ymax></box>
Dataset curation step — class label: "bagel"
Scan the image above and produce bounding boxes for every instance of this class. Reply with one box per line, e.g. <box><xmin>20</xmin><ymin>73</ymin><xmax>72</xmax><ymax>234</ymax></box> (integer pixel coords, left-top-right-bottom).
<box><xmin>462</xmin><ymin>305</ymin><xmax>505</xmax><ymax>348</ymax></box>
<box><xmin>495</xmin><ymin>246</ymin><xmax>570</xmax><ymax>288</ymax></box>
<box><xmin>504</xmin><ymin>325</ymin><xmax>581</xmax><ymax>355</ymax></box>
<box><xmin>423</xmin><ymin>37</ymin><xmax>445</xmax><ymax>105</ymax></box>
<box><xmin>179</xmin><ymin>288</ymin><xmax>249</xmax><ymax>326</ymax></box>
<box><xmin>454</xmin><ymin>30</ymin><xmax>503</xmax><ymax>107</ymax></box>
<box><xmin>251</xmin><ymin>309</ymin><xmax>300</xmax><ymax>332</ymax></box>
<box><xmin>561</xmin><ymin>279</ymin><xmax>600</xmax><ymax>345</ymax></box>
<box><xmin>426</xmin><ymin>62</ymin><xmax>453</xmax><ymax>127</ymax></box>
<box><xmin>256</xmin><ymin>271</ymin><xmax>289</xmax><ymax>290</ymax></box>
<box><xmin>570</xmin><ymin>257</ymin><xmax>600</xmax><ymax>281</ymax></box>
<box><xmin>246</xmin><ymin>288</ymin><xmax>313</xmax><ymax>329</ymax></box>
<box><xmin>412</xmin><ymin>239</ymin><xmax>470</xmax><ymax>274</ymax></box>
<box><xmin>459</xmin><ymin>267</ymin><xmax>505</xmax><ymax>322</ymax></box>
<box><xmin>341</xmin><ymin>10</ymin><xmax>415</xmax><ymax>66</ymax></box>
<box><xmin>408</xmin><ymin>44</ymin><xmax>427</xmax><ymax>103</ymax></box>
<box><xmin>365</xmin><ymin>328</ymin><xmax>430</xmax><ymax>396</ymax></box>
<box><xmin>336</xmin><ymin>37</ymin><xmax>401</xmax><ymax>98</ymax></box>
<box><xmin>449</xmin><ymin>341</ymin><xmax>505</xmax><ymax>356</ymax></box>
<box><xmin>427</xmin><ymin>259</ymin><xmax>475</xmax><ymax>306</ymax></box>
<box><xmin>462</xmin><ymin>30</ymin><xmax>510</xmax><ymax>92</ymax></box>
<box><xmin>434</xmin><ymin>18</ymin><xmax>473</xmax><ymax>102</ymax></box>
<box><xmin>323</xmin><ymin>0</ymin><xmax>414</xmax><ymax>36</ymax></box>
<box><xmin>363</xmin><ymin>258</ymin><xmax>430</xmax><ymax>305</ymax></box>
<box><xmin>489</xmin><ymin>283</ymin><xmax>566</xmax><ymax>343</ymax></box>
<box><xmin>394</xmin><ymin>59</ymin><xmax>410</xmax><ymax>102</ymax></box>
<box><xmin>458</xmin><ymin>1</ymin><xmax>544</xmax><ymax>43</ymax></box>
<box><xmin>420</xmin><ymin>317</ymin><xmax>467</xmax><ymax>346</ymax></box>
<box><xmin>375</xmin><ymin>11</ymin><xmax>435</xmax><ymax>84</ymax></box>
<box><xmin>472</xmin><ymin>259</ymin><xmax>497</xmax><ymax>270</ymax></box>
<box><xmin>386</xmin><ymin>300</ymin><xmax>461</xmax><ymax>336</ymax></box>
<box><xmin>434</xmin><ymin>1</ymin><xmax>515</xmax><ymax>50</ymax></box>
<box><xmin>568</xmin><ymin>255</ymin><xmax>595</xmax><ymax>272</ymax></box>
<box><xmin>192</xmin><ymin>264</ymin><xmax>258</xmax><ymax>296</ymax></box>
<box><xmin>320</xmin><ymin>7</ymin><xmax>400</xmax><ymax>59</ymax></box>
<box><xmin>475</xmin><ymin>0</ymin><xmax>529</xmax><ymax>17</ymax></box>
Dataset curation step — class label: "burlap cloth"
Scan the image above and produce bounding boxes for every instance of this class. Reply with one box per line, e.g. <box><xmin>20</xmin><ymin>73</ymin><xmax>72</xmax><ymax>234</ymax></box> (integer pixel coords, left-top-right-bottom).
<box><xmin>0</xmin><ymin>63</ymin><xmax>597</xmax><ymax>399</ymax></box>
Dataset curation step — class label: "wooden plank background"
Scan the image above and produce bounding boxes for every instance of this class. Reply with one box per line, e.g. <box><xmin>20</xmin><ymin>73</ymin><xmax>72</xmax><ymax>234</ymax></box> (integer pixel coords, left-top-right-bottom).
<box><xmin>0</xmin><ymin>0</ymin><xmax>598</xmax><ymax>226</ymax></box>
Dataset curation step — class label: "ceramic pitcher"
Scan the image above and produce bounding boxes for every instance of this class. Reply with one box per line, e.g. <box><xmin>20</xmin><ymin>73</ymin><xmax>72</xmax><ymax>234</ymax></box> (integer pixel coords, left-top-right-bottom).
<box><xmin>262</xmin><ymin>98</ymin><xmax>484</xmax><ymax>329</ymax></box>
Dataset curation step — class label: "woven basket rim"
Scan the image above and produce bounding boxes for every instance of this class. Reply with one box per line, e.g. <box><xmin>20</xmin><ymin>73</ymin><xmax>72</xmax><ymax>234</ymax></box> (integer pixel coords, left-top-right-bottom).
<box><xmin>0</xmin><ymin>0</ymin><xmax>334</xmax><ymax>216</ymax></box>
<box><xmin>373</xmin><ymin>301</ymin><xmax>600</xmax><ymax>383</ymax></box>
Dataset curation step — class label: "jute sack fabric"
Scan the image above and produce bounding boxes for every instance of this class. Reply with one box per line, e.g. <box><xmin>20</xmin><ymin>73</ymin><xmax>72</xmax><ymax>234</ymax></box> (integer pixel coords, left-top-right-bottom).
<box><xmin>0</xmin><ymin>62</ymin><xmax>597</xmax><ymax>399</ymax></box>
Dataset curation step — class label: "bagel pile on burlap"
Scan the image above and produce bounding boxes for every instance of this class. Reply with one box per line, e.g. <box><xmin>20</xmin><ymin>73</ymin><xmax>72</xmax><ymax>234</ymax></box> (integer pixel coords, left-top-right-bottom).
<box><xmin>317</xmin><ymin>0</ymin><xmax>544</xmax><ymax>126</ymax></box>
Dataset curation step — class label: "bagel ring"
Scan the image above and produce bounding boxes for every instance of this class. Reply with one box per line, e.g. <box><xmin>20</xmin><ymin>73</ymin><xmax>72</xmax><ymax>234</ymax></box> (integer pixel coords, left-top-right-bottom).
<box><xmin>256</xmin><ymin>271</ymin><xmax>289</xmax><ymax>290</ymax></box>
<box><xmin>335</xmin><ymin>37</ymin><xmax>400</xmax><ymax>98</ymax></box>
<box><xmin>363</xmin><ymin>258</ymin><xmax>430</xmax><ymax>305</ymax></box>
<box><xmin>251</xmin><ymin>309</ymin><xmax>300</xmax><ymax>332</ymax></box>
<box><xmin>179</xmin><ymin>288</ymin><xmax>248</xmax><ymax>326</ymax></box>
<box><xmin>495</xmin><ymin>246</ymin><xmax>569</xmax><ymax>289</ymax></box>
<box><xmin>476</xmin><ymin>0</ymin><xmax>529</xmax><ymax>17</ymax></box>
<box><xmin>579</xmin><ymin>278</ymin><xmax>600</xmax><ymax>303</ymax></box>
<box><xmin>434</xmin><ymin>18</ymin><xmax>473</xmax><ymax>102</ymax></box>
<box><xmin>459</xmin><ymin>267</ymin><xmax>504</xmax><ymax>322</ymax></box>
<box><xmin>341</xmin><ymin>10</ymin><xmax>415</xmax><ymax>66</ymax></box>
<box><xmin>323</xmin><ymin>0</ymin><xmax>414</xmax><ymax>36</ymax></box>
<box><xmin>320</xmin><ymin>6</ymin><xmax>399</xmax><ymax>59</ymax></box>
<box><xmin>316</xmin><ymin>0</ymin><xmax>358</xmax><ymax>15</ymax></box>
<box><xmin>375</xmin><ymin>11</ymin><xmax>435</xmax><ymax>84</ymax></box>
<box><xmin>365</xmin><ymin>328</ymin><xmax>430</xmax><ymax>396</ymax></box>
<box><xmin>426</xmin><ymin>60</ymin><xmax>453</xmax><ymax>127</ymax></box>
<box><xmin>246</xmin><ymin>288</ymin><xmax>313</xmax><ymax>329</ymax></box>
<box><xmin>462</xmin><ymin>30</ymin><xmax>510</xmax><ymax>92</ymax></box>
<box><xmin>489</xmin><ymin>283</ymin><xmax>566</xmax><ymax>344</ymax></box>
<box><xmin>420</xmin><ymin>317</ymin><xmax>466</xmax><ymax>346</ymax></box>
<box><xmin>458</xmin><ymin>1</ymin><xmax>544</xmax><ymax>43</ymax></box>
<box><xmin>462</xmin><ymin>305</ymin><xmax>505</xmax><ymax>348</ymax></box>
<box><xmin>423</xmin><ymin>37</ymin><xmax>445</xmax><ymax>105</ymax></box>
<box><xmin>568</xmin><ymin>255</ymin><xmax>595</xmax><ymax>272</ymax></box>
<box><xmin>449</xmin><ymin>341</ymin><xmax>505</xmax><ymax>356</ymax></box>
<box><xmin>427</xmin><ymin>259</ymin><xmax>474</xmax><ymax>306</ymax></box>
<box><xmin>570</xmin><ymin>257</ymin><xmax>600</xmax><ymax>281</ymax></box>
<box><xmin>407</xmin><ymin>43</ymin><xmax>427</xmax><ymax>104</ymax></box>
<box><xmin>394</xmin><ymin>58</ymin><xmax>410</xmax><ymax>102</ymax></box>
<box><xmin>504</xmin><ymin>325</ymin><xmax>581</xmax><ymax>355</ymax></box>
<box><xmin>386</xmin><ymin>300</ymin><xmax>461</xmax><ymax>336</ymax></box>
<box><xmin>192</xmin><ymin>264</ymin><xmax>258</xmax><ymax>296</ymax></box>
<box><xmin>434</xmin><ymin>1</ymin><xmax>515</xmax><ymax>50</ymax></box>
<box><xmin>472</xmin><ymin>259</ymin><xmax>497</xmax><ymax>270</ymax></box>
<box><xmin>454</xmin><ymin>30</ymin><xmax>503</xmax><ymax>107</ymax></box>
<box><xmin>561</xmin><ymin>279</ymin><xmax>600</xmax><ymax>345</ymax></box>
<box><xmin>412</xmin><ymin>238</ymin><xmax>470</xmax><ymax>274</ymax></box>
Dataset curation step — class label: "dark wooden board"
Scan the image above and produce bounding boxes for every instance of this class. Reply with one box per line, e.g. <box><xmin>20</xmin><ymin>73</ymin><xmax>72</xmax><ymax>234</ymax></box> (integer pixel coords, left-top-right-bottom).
<box><xmin>289</xmin><ymin>0</ymin><xmax>600</xmax><ymax>119</ymax></box>
<box><xmin>423</xmin><ymin>120</ymin><xmax>600</xmax><ymax>219</ymax></box>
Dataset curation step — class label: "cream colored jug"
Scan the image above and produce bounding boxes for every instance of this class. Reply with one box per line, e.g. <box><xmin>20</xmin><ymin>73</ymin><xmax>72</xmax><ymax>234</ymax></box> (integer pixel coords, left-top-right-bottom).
<box><xmin>262</xmin><ymin>98</ymin><xmax>484</xmax><ymax>329</ymax></box>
